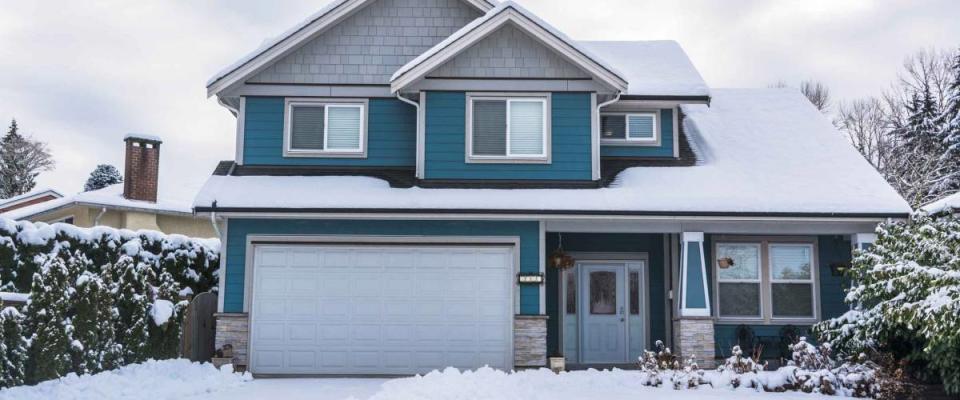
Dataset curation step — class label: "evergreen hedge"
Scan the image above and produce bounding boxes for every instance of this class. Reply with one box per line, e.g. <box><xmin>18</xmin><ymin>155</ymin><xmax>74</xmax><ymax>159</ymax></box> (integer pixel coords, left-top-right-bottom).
<box><xmin>0</xmin><ymin>218</ymin><xmax>219</xmax><ymax>387</ymax></box>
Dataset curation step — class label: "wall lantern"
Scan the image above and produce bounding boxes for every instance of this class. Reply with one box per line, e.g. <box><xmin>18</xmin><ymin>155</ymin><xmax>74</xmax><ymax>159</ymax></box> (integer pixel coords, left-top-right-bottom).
<box><xmin>550</xmin><ymin>233</ymin><xmax>576</xmax><ymax>270</ymax></box>
<box><xmin>518</xmin><ymin>273</ymin><xmax>545</xmax><ymax>285</ymax></box>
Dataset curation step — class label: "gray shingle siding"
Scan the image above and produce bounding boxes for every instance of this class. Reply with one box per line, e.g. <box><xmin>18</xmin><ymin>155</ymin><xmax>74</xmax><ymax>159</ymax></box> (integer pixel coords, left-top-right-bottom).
<box><xmin>248</xmin><ymin>0</ymin><xmax>483</xmax><ymax>85</ymax></box>
<box><xmin>428</xmin><ymin>23</ymin><xmax>591</xmax><ymax>79</ymax></box>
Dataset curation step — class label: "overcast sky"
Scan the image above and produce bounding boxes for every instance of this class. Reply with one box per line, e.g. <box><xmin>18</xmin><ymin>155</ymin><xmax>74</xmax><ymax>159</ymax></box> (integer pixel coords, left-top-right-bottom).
<box><xmin>1</xmin><ymin>0</ymin><xmax>958</xmax><ymax>196</ymax></box>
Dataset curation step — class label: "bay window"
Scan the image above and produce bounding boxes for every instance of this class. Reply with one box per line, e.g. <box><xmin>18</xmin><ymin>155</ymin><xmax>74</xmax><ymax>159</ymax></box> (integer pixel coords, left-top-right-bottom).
<box><xmin>714</xmin><ymin>239</ymin><xmax>818</xmax><ymax>322</ymax></box>
<box><xmin>468</xmin><ymin>95</ymin><xmax>549</xmax><ymax>161</ymax></box>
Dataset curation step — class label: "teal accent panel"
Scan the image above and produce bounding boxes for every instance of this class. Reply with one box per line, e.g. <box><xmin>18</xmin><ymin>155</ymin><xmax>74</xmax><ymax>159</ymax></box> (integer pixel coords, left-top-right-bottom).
<box><xmin>683</xmin><ymin>240</ymin><xmax>707</xmax><ymax>309</ymax></box>
<box><xmin>545</xmin><ymin>233</ymin><xmax>666</xmax><ymax>355</ymax></box>
<box><xmin>242</xmin><ymin>97</ymin><xmax>416</xmax><ymax>166</ymax></box>
<box><xmin>423</xmin><ymin>92</ymin><xmax>593</xmax><ymax>181</ymax></box>
<box><xmin>600</xmin><ymin>109</ymin><xmax>675</xmax><ymax>157</ymax></box>
<box><xmin>223</xmin><ymin>219</ymin><xmax>540</xmax><ymax>314</ymax></box>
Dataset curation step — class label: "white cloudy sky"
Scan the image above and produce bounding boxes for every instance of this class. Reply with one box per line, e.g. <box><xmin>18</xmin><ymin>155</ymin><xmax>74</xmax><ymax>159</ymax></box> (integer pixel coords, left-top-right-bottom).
<box><xmin>0</xmin><ymin>0</ymin><xmax>958</xmax><ymax>197</ymax></box>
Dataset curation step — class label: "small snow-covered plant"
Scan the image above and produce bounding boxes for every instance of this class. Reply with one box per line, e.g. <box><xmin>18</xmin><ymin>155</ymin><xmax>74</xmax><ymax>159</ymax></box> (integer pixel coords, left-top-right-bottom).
<box><xmin>716</xmin><ymin>345</ymin><xmax>767</xmax><ymax>389</ymax></box>
<box><xmin>638</xmin><ymin>340</ymin><xmax>677</xmax><ymax>387</ymax></box>
<box><xmin>670</xmin><ymin>354</ymin><xmax>706</xmax><ymax>390</ymax></box>
<box><xmin>787</xmin><ymin>337</ymin><xmax>839</xmax><ymax>395</ymax></box>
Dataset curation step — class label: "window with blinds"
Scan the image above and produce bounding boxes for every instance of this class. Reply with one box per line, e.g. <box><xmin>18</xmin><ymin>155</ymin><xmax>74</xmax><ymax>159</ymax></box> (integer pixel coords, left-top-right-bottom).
<box><xmin>600</xmin><ymin>112</ymin><xmax>658</xmax><ymax>143</ymax></box>
<box><xmin>470</xmin><ymin>97</ymin><xmax>547</xmax><ymax>159</ymax></box>
<box><xmin>286</xmin><ymin>101</ymin><xmax>364</xmax><ymax>154</ymax></box>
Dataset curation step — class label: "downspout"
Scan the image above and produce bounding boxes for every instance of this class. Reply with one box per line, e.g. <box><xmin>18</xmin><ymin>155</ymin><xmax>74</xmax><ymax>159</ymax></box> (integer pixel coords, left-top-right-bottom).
<box><xmin>597</xmin><ymin>92</ymin><xmax>622</xmax><ymax>117</ymax></box>
<box><xmin>395</xmin><ymin>92</ymin><xmax>422</xmax><ymax>179</ymax></box>
<box><xmin>594</xmin><ymin>92</ymin><xmax>621</xmax><ymax>181</ymax></box>
<box><xmin>217</xmin><ymin>96</ymin><xmax>239</xmax><ymax>117</ymax></box>
<box><xmin>208</xmin><ymin>200</ymin><xmax>222</xmax><ymax>239</ymax></box>
<box><xmin>94</xmin><ymin>207</ymin><xmax>107</xmax><ymax>226</ymax></box>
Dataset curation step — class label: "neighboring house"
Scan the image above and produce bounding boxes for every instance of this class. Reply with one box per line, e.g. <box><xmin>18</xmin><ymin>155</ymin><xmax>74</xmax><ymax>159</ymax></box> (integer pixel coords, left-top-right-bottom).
<box><xmin>3</xmin><ymin>135</ymin><xmax>215</xmax><ymax>238</ymax></box>
<box><xmin>0</xmin><ymin>188</ymin><xmax>63</xmax><ymax>214</ymax></box>
<box><xmin>922</xmin><ymin>191</ymin><xmax>960</xmax><ymax>215</ymax></box>
<box><xmin>197</xmin><ymin>0</ymin><xmax>911</xmax><ymax>375</ymax></box>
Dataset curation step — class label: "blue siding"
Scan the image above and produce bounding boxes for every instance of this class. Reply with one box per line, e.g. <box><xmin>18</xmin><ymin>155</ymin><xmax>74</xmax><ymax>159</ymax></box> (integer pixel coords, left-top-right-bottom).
<box><xmin>223</xmin><ymin>219</ymin><xmax>541</xmax><ymax>314</ymax></box>
<box><xmin>424</xmin><ymin>92</ymin><xmax>593</xmax><ymax>181</ymax></box>
<box><xmin>600</xmin><ymin>109</ymin><xmax>675</xmax><ymax>158</ymax></box>
<box><xmin>545</xmin><ymin>233</ymin><xmax>666</xmax><ymax>354</ymax></box>
<box><xmin>710</xmin><ymin>235</ymin><xmax>853</xmax><ymax>358</ymax></box>
<box><xmin>242</xmin><ymin>97</ymin><xmax>416</xmax><ymax>166</ymax></box>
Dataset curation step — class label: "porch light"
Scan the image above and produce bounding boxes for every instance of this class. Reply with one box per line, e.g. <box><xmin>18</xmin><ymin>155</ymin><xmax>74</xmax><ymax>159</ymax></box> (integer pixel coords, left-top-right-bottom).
<box><xmin>518</xmin><ymin>273</ymin><xmax>544</xmax><ymax>284</ymax></box>
<box><xmin>550</xmin><ymin>234</ymin><xmax>575</xmax><ymax>269</ymax></box>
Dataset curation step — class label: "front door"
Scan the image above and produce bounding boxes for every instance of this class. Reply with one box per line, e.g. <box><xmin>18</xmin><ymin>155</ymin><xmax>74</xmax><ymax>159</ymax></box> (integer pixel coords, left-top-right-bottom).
<box><xmin>580</xmin><ymin>264</ymin><xmax>627</xmax><ymax>363</ymax></box>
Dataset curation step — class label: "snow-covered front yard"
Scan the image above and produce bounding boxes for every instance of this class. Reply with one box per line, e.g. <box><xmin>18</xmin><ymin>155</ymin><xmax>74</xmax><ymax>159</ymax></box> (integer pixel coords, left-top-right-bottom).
<box><xmin>0</xmin><ymin>360</ymin><xmax>839</xmax><ymax>400</ymax></box>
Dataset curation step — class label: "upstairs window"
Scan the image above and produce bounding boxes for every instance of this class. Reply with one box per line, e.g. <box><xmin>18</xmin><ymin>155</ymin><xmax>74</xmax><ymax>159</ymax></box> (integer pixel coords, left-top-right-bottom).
<box><xmin>468</xmin><ymin>96</ymin><xmax>548</xmax><ymax>161</ymax></box>
<box><xmin>601</xmin><ymin>112</ymin><xmax>658</xmax><ymax>143</ymax></box>
<box><xmin>284</xmin><ymin>99</ymin><xmax>366</xmax><ymax>157</ymax></box>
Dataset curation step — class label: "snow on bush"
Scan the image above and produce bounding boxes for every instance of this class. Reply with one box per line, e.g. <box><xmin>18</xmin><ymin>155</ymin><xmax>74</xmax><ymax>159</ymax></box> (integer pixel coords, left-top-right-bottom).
<box><xmin>637</xmin><ymin>340</ymin><xmax>706</xmax><ymax>389</ymax></box>
<box><xmin>814</xmin><ymin>211</ymin><xmax>960</xmax><ymax>394</ymax></box>
<box><xmin>0</xmin><ymin>359</ymin><xmax>251</xmax><ymax>400</ymax></box>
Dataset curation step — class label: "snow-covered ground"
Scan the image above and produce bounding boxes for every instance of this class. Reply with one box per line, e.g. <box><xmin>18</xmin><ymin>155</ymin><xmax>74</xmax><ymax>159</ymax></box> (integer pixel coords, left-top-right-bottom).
<box><xmin>0</xmin><ymin>360</ymin><xmax>838</xmax><ymax>400</ymax></box>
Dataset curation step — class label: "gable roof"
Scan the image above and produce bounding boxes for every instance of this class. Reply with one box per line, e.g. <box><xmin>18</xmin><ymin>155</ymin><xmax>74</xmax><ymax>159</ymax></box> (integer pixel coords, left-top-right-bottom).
<box><xmin>206</xmin><ymin>0</ymin><xmax>497</xmax><ymax>97</ymax></box>
<box><xmin>0</xmin><ymin>188</ymin><xmax>63</xmax><ymax>212</ymax></box>
<box><xmin>578</xmin><ymin>41</ymin><xmax>710</xmax><ymax>98</ymax></box>
<box><xmin>390</xmin><ymin>1</ymin><xmax>628</xmax><ymax>93</ymax></box>
<box><xmin>193</xmin><ymin>89</ymin><xmax>910</xmax><ymax>217</ymax></box>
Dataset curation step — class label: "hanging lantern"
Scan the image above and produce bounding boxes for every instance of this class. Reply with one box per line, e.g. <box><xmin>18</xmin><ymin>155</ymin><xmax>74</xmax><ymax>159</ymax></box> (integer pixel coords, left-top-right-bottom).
<box><xmin>550</xmin><ymin>234</ymin><xmax>576</xmax><ymax>269</ymax></box>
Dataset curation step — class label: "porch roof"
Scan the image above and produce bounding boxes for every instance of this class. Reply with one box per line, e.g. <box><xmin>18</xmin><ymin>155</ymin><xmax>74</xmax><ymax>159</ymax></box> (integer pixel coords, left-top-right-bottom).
<box><xmin>193</xmin><ymin>89</ymin><xmax>911</xmax><ymax>218</ymax></box>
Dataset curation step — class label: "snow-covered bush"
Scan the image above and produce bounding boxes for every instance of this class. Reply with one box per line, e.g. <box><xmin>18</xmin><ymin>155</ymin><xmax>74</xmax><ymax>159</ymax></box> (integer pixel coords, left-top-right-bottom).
<box><xmin>0</xmin><ymin>307</ymin><xmax>27</xmax><ymax>387</ymax></box>
<box><xmin>715</xmin><ymin>345</ymin><xmax>766</xmax><ymax>390</ymax></box>
<box><xmin>814</xmin><ymin>212</ymin><xmax>960</xmax><ymax>394</ymax></box>
<box><xmin>638</xmin><ymin>341</ymin><xmax>706</xmax><ymax>389</ymax></box>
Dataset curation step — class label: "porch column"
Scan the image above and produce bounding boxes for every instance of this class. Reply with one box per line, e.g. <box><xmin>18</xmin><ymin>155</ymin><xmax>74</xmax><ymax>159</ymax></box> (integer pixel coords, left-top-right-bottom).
<box><xmin>673</xmin><ymin>232</ymin><xmax>715</xmax><ymax>367</ymax></box>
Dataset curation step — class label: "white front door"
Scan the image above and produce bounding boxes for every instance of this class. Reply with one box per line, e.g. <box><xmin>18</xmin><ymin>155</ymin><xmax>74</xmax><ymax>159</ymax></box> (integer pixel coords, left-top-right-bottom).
<box><xmin>249</xmin><ymin>244</ymin><xmax>514</xmax><ymax>375</ymax></box>
<box><xmin>580</xmin><ymin>264</ymin><xmax>627</xmax><ymax>363</ymax></box>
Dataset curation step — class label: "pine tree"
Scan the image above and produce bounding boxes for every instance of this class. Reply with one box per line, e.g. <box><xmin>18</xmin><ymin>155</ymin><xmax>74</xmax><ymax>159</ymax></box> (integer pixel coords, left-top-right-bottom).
<box><xmin>147</xmin><ymin>270</ymin><xmax>184</xmax><ymax>359</ymax></box>
<box><xmin>97</xmin><ymin>262</ymin><xmax>123</xmax><ymax>371</ymax></box>
<box><xmin>114</xmin><ymin>256</ymin><xmax>152</xmax><ymax>364</ymax></box>
<box><xmin>0</xmin><ymin>307</ymin><xmax>26</xmax><ymax>388</ymax></box>
<box><xmin>24</xmin><ymin>256</ymin><xmax>72</xmax><ymax>383</ymax></box>
<box><xmin>0</xmin><ymin>120</ymin><xmax>55</xmax><ymax>199</ymax></box>
<box><xmin>71</xmin><ymin>269</ymin><xmax>116</xmax><ymax>374</ymax></box>
<box><xmin>83</xmin><ymin>164</ymin><xmax>123</xmax><ymax>192</ymax></box>
<box><xmin>935</xmin><ymin>48</ymin><xmax>960</xmax><ymax>193</ymax></box>
<box><xmin>890</xmin><ymin>84</ymin><xmax>955</xmax><ymax>205</ymax></box>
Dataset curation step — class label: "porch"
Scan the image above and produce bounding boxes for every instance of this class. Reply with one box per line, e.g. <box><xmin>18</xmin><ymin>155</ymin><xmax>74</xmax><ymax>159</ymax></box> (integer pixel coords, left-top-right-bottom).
<box><xmin>541</xmin><ymin>223</ymin><xmax>877</xmax><ymax>368</ymax></box>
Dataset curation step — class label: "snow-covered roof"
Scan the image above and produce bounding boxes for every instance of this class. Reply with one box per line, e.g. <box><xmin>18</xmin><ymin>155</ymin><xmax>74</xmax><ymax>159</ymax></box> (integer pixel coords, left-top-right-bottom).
<box><xmin>0</xmin><ymin>188</ymin><xmax>63</xmax><ymax>210</ymax></box>
<box><xmin>390</xmin><ymin>1</ymin><xmax>627</xmax><ymax>93</ymax></box>
<box><xmin>193</xmin><ymin>89</ymin><xmax>910</xmax><ymax>217</ymax></box>
<box><xmin>124</xmin><ymin>133</ymin><xmax>163</xmax><ymax>143</ymax></box>
<box><xmin>578</xmin><ymin>41</ymin><xmax>710</xmax><ymax>98</ymax></box>
<box><xmin>1</xmin><ymin>183</ymin><xmax>197</xmax><ymax>221</ymax></box>
<box><xmin>921</xmin><ymin>191</ymin><xmax>960</xmax><ymax>214</ymax></box>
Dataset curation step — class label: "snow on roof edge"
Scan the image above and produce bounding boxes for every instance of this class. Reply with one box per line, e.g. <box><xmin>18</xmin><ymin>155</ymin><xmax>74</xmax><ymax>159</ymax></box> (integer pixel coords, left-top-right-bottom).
<box><xmin>0</xmin><ymin>188</ymin><xmax>64</xmax><ymax>209</ymax></box>
<box><xmin>921</xmin><ymin>191</ymin><xmax>960</xmax><ymax>214</ymax></box>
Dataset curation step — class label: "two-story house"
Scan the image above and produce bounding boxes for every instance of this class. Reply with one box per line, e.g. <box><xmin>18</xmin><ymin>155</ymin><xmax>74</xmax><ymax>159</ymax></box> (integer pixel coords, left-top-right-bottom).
<box><xmin>195</xmin><ymin>0</ymin><xmax>911</xmax><ymax>375</ymax></box>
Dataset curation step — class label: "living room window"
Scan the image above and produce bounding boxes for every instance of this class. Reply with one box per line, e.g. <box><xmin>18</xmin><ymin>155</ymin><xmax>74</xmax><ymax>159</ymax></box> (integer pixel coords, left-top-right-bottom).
<box><xmin>714</xmin><ymin>239</ymin><xmax>819</xmax><ymax>323</ymax></box>
<box><xmin>468</xmin><ymin>95</ymin><xmax>549</xmax><ymax>162</ymax></box>
<box><xmin>600</xmin><ymin>112</ymin><xmax>658</xmax><ymax>144</ymax></box>
<box><xmin>284</xmin><ymin>99</ymin><xmax>366</xmax><ymax>157</ymax></box>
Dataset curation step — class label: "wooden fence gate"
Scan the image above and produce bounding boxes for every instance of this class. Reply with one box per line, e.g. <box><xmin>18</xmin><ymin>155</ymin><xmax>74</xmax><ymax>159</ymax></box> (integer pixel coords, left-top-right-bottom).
<box><xmin>180</xmin><ymin>292</ymin><xmax>218</xmax><ymax>362</ymax></box>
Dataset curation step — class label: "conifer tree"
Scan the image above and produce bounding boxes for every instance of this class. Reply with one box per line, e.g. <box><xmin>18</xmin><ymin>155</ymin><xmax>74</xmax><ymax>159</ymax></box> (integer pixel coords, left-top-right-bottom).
<box><xmin>24</xmin><ymin>256</ymin><xmax>72</xmax><ymax>383</ymax></box>
<box><xmin>0</xmin><ymin>119</ymin><xmax>55</xmax><ymax>199</ymax></box>
<box><xmin>71</xmin><ymin>269</ymin><xmax>116</xmax><ymax>374</ymax></box>
<box><xmin>114</xmin><ymin>257</ymin><xmax>152</xmax><ymax>364</ymax></box>
<box><xmin>0</xmin><ymin>307</ymin><xmax>26</xmax><ymax>388</ymax></box>
<box><xmin>83</xmin><ymin>164</ymin><xmax>123</xmax><ymax>192</ymax></box>
<box><xmin>97</xmin><ymin>262</ymin><xmax>123</xmax><ymax>371</ymax></box>
<box><xmin>148</xmin><ymin>270</ymin><xmax>184</xmax><ymax>359</ymax></box>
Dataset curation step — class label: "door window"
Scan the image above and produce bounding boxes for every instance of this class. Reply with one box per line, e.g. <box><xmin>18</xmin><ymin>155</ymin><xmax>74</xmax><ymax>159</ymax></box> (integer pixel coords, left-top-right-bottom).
<box><xmin>589</xmin><ymin>271</ymin><xmax>617</xmax><ymax>315</ymax></box>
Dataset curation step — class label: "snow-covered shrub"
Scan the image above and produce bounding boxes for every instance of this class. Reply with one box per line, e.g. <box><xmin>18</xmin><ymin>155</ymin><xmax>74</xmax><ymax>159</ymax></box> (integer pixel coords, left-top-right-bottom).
<box><xmin>0</xmin><ymin>307</ymin><xmax>27</xmax><ymax>387</ymax></box>
<box><xmin>714</xmin><ymin>345</ymin><xmax>766</xmax><ymax>390</ymax></box>
<box><xmin>787</xmin><ymin>338</ymin><xmax>839</xmax><ymax>395</ymax></box>
<box><xmin>24</xmin><ymin>255</ymin><xmax>73</xmax><ymax>383</ymax></box>
<box><xmin>638</xmin><ymin>340</ymin><xmax>706</xmax><ymax>389</ymax></box>
<box><xmin>814</xmin><ymin>212</ymin><xmax>960</xmax><ymax>394</ymax></box>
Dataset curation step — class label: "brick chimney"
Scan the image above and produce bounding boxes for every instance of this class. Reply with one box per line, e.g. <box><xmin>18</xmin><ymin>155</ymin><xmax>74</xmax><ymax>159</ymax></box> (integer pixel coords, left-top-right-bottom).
<box><xmin>123</xmin><ymin>134</ymin><xmax>162</xmax><ymax>203</ymax></box>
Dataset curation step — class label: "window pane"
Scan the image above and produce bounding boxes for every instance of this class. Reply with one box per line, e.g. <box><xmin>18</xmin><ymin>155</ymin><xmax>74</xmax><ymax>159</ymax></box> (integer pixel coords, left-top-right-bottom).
<box><xmin>472</xmin><ymin>100</ymin><xmax>507</xmax><ymax>156</ymax></box>
<box><xmin>565</xmin><ymin>271</ymin><xmax>576</xmax><ymax>314</ymax></box>
<box><xmin>718</xmin><ymin>282</ymin><xmax>761</xmax><ymax>317</ymax></box>
<box><xmin>508</xmin><ymin>100</ymin><xmax>545</xmax><ymax>155</ymax></box>
<box><xmin>627</xmin><ymin>114</ymin><xmax>655</xmax><ymax>140</ymax></box>
<box><xmin>326</xmin><ymin>106</ymin><xmax>362</xmax><ymax>150</ymax></box>
<box><xmin>291</xmin><ymin>105</ymin><xmax>324</xmax><ymax>150</ymax></box>
<box><xmin>589</xmin><ymin>271</ymin><xmax>616</xmax><ymax>315</ymax></box>
<box><xmin>601</xmin><ymin>115</ymin><xmax>625</xmax><ymax>139</ymax></box>
<box><xmin>717</xmin><ymin>244</ymin><xmax>760</xmax><ymax>280</ymax></box>
<box><xmin>772</xmin><ymin>283</ymin><xmax>814</xmax><ymax>317</ymax></box>
<box><xmin>771</xmin><ymin>245</ymin><xmax>812</xmax><ymax>280</ymax></box>
<box><xmin>629</xmin><ymin>271</ymin><xmax>640</xmax><ymax>315</ymax></box>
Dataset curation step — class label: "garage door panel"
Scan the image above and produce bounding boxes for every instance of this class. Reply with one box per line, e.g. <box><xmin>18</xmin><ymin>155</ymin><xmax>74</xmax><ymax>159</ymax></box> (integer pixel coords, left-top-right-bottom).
<box><xmin>251</xmin><ymin>244</ymin><xmax>513</xmax><ymax>375</ymax></box>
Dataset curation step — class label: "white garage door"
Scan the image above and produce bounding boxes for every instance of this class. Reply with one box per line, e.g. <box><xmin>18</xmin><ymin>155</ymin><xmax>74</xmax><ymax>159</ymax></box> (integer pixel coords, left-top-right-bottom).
<box><xmin>250</xmin><ymin>244</ymin><xmax>514</xmax><ymax>375</ymax></box>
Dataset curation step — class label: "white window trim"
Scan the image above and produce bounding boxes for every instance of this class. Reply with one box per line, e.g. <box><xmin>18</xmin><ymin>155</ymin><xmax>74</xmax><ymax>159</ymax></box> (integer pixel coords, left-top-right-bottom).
<box><xmin>283</xmin><ymin>98</ymin><xmax>368</xmax><ymax>158</ymax></box>
<box><xmin>713</xmin><ymin>237</ymin><xmax>821</xmax><ymax>325</ymax></box>
<box><xmin>466</xmin><ymin>93</ymin><xmax>551</xmax><ymax>164</ymax></box>
<box><xmin>715</xmin><ymin>242</ymin><xmax>764</xmax><ymax>320</ymax></box>
<box><xmin>599</xmin><ymin>111</ymin><xmax>660</xmax><ymax>146</ymax></box>
<box><xmin>768</xmin><ymin>243</ymin><xmax>818</xmax><ymax>321</ymax></box>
